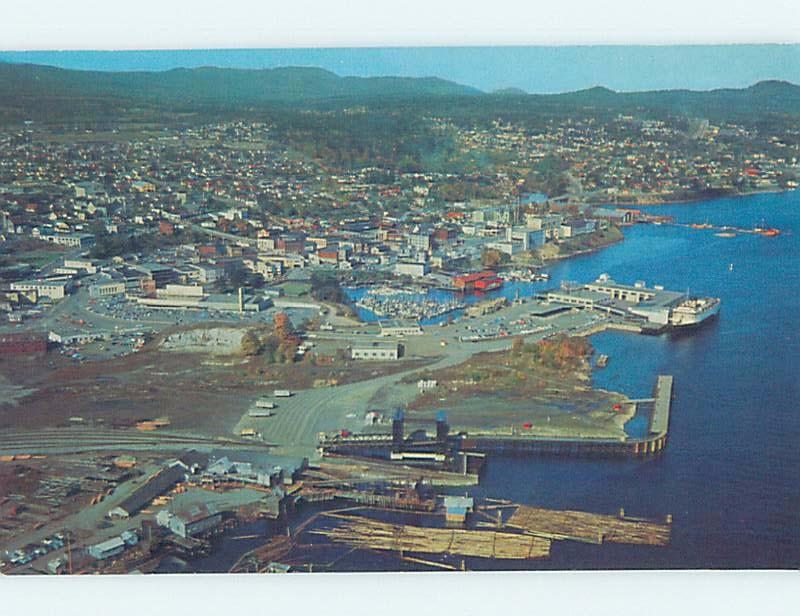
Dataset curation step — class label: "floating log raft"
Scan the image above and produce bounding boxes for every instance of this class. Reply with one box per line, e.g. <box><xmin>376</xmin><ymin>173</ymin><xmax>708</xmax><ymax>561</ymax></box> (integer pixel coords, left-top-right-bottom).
<box><xmin>310</xmin><ymin>514</ymin><xmax>550</xmax><ymax>560</ymax></box>
<box><xmin>507</xmin><ymin>505</ymin><xmax>671</xmax><ymax>546</ymax></box>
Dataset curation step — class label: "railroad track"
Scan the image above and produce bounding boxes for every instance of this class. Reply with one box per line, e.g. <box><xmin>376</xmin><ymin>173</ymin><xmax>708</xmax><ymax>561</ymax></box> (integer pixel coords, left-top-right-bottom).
<box><xmin>0</xmin><ymin>428</ymin><xmax>270</xmax><ymax>454</ymax></box>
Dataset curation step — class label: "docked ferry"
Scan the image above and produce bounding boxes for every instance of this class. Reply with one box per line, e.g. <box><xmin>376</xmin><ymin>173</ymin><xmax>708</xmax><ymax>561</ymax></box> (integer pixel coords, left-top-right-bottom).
<box><xmin>668</xmin><ymin>297</ymin><xmax>721</xmax><ymax>327</ymax></box>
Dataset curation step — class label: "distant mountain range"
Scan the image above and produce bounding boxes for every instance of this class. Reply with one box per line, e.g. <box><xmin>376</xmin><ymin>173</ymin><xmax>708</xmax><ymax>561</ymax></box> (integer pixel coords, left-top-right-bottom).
<box><xmin>1</xmin><ymin>61</ymin><xmax>799</xmax><ymax>120</ymax></box>
<box><xmin>0</xmin><ymin>62</ymin><xmax>480</xmax><ymax>105</ymax></box>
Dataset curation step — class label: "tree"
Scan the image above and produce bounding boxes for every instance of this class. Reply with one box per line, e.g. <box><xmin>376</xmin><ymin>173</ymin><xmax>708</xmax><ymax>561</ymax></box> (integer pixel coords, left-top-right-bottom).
<box><xmin>481</xmin><ymin>248</ymin><xmax>507</xmax><ymax>269</ymax></box>
<box><xmin>240</xmin><ymin>331</ymin><xmax>263</xmax><ymax>356</ymax></box>
<box><xmin>273</xmin><ymin>312</ymin><xmax>292</xmax><ymax>341</ymax></box>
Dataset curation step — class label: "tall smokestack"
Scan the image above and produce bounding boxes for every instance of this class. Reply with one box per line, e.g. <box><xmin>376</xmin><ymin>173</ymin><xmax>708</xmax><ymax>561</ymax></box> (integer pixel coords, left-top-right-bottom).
<box><xmin>436</xmin><ymin>410</ymin><xmax>449</xmax><ymax>444</ymax></box>
<box><xmin>392</xmin><ymin>409</ymin><xmax>405</xmax><ymax>453</ymax></box>
<box><xmin>238</xmin><ymin>287</ymin><xmax>244</xmax><ymax>314</ymax></box>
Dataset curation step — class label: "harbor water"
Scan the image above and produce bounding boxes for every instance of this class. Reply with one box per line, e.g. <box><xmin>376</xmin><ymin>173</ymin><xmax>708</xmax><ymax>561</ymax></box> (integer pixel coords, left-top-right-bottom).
<box><xmin>192</xmin><ymin>191</ymin><xmax>799</xmax><ymax>570</ymax></box>
<box><xmin>471</xmin><ymin>191</ymin><xmax>800</xmax><ymax>569</ymax></box>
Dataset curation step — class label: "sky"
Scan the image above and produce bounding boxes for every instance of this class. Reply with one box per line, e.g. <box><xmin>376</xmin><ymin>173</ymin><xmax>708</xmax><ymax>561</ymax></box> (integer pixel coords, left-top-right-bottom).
<box><xmin>2</xmin><ymin>0</ymin><xmax>799</xmax><ymax>49</ymax></box>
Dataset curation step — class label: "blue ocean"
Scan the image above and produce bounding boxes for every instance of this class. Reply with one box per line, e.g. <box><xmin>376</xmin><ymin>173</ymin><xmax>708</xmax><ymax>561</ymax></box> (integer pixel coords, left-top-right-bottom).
<box><xmin>470</xmin><ymin>191</ymin><xmax>800</xmax><ymax>569</ymax></box>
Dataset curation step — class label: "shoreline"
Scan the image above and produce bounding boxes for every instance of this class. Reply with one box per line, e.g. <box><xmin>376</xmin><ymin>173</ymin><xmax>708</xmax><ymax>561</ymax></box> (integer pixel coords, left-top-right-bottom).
<box><xmin>581</xmin><ymin>187</ymin><xmax>794</xmax><ymax>209</ymax></box>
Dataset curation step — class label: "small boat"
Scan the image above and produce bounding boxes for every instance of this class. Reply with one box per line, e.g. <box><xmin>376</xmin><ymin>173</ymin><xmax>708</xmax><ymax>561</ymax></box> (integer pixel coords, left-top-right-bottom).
<box><xmin>729</xmin><ymin>263</ymin><xmax>734</xmax><ymax>272</ymax></box>
<box><xmin>597</xmin><ymin>354</ymin><xmax>609</xmax><ymax>367</ymax></box>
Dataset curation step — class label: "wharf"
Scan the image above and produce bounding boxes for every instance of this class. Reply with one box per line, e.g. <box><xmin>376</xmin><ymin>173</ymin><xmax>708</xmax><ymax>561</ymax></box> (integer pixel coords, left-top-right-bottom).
<box><xmin>462</xmin><ymin>374</ymin><xmax>673</xmax><ymax>458</ymax></box>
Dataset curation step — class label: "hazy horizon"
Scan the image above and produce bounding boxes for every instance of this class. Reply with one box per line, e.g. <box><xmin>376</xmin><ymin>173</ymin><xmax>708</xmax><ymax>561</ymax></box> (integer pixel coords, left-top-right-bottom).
<box><xmin>1</xmin><ymin>45</ymin><xmax>799</xmax><ymax>94</ymax></box>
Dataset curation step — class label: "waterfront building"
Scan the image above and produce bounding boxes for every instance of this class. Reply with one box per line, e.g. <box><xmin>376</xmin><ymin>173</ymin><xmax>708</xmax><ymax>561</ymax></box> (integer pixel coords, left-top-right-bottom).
<box><xmin>546</xmin><ymin>275</ymin><xmax>719</xmax><ymax>327</ymax></box>
<box><xmin>159</xmin><ymin>504</ymin><xmax>223</xmax><ymax>538</ymax></box>
<box><xmin>88</xmin><ymin>537</ymin><xmax>126</xmax><ymax>560</ymax></box>
<box><xmin>559</xmin><ymin>219</ymin><xmax>597</xmax><ymax>238</ymax></box>
<box><xmin>107</xmin><ymin>463</ymin><xmax>186</xmax><ymax>519</ymax></box>
<box><xmin>379</xmin><ymin>320</ymin><xmax>423</xmax><ymax>337</ymax></box>
<box><xmin>394</xmin><ymin>260</ymin><xmax>430</xmax><ymax>277</ymax></box>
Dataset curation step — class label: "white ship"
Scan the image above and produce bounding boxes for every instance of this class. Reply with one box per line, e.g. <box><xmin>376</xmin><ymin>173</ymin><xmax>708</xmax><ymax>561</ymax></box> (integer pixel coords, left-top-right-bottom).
<box><xmin>668</xmin><ymin>297</ymin><xmax>721</xmax><ymax>327</ymax></box>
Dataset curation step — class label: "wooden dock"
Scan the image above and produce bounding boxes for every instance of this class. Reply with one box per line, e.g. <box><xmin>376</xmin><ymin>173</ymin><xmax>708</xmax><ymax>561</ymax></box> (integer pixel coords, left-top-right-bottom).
<box><xmin>311</xmin><ymin>513</ymin><xmax>551</xmax><ymax>560</ymax></box>
<box><xmin>649</xmin><ymin>375</ymin><xmax>673</xmax><ymax>437</ymax></box>
<box><xmin>507</xmin><ymin>505</ymin><xmax>671</xmax><ymax>546</ymax></box>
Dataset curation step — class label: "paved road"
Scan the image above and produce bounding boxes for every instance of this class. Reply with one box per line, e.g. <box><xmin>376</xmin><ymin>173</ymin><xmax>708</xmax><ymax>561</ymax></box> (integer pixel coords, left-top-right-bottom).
<box><xmin>238</xmin><ymin>307</ymin><xmax>603</xmax><ymax>457</ymax></box>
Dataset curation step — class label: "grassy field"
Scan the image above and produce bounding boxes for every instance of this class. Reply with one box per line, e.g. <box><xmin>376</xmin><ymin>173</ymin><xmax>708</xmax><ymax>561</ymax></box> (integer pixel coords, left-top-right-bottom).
<box><xmin>405</xmin><ymin>336</ymin><xmax>632</xmax><ymax>439</ymax></box>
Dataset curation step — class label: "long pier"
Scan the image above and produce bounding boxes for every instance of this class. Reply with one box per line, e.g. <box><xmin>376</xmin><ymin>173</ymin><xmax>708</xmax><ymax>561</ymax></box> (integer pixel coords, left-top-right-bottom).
<box><xmin>320</xmin><ymin>376</ymin><xmax>674</xmax><ymax>461</ymax></box>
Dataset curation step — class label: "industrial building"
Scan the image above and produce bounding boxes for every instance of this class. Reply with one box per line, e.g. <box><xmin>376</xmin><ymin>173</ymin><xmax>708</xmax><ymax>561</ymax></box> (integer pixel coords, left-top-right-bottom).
<box><xmin>88</xmin><ymin>536</ymin><xmax>125</xmax><ymax>560</ymax></box>
<box><xmin>394</xmin><ymin>260</ymin><xmax>430</xmax><ymax>278</ymax></box>
<box><xmin>10</xmin><ymin>278</ymin><xmax>72</xmax><ymax>301</ymax></box>
<box><xmin>131</xmin><ymin>285</ymin><xmax>271</xmax><ymax>313</ymax></box>
<box><xmin>453</xmin><ymin>271</ymin><xmax>504</xmax><ymax>293</ymax></box>
<box><xmin>378</xmin><ymin>320</ymin><xmax>423</xmax><ymax>337</ymax></box>
<box><xmin>88</xmin><ymin>279</ymin><xmax>126</xmax><ymax>298</ymax></box>
<box><xmin>38</xmin><ymin>231</ymin><xmax>96</xmax><ymax>249</ymax></box>
<box><xmin>544</xmin><ymin>275</ymin><xmax>713</xmax><ymax>327</ymax></box>
<box><xmin>157</xmin><ymin>504</ymin><xmax>223</xmax><ymax>538</ymax></box>
<box><xmin>351</xmin><ymin>341</ymin><xmax>401</xmax><ymax>361</ymax></box>
<box><xmin>107</xmin><ymin>463</ymin><xmax>187</xmax><ymax>518</ymax></box>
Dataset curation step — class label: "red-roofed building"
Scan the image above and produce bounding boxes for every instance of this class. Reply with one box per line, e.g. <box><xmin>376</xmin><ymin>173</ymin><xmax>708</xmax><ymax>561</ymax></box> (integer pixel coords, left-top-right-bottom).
<box><xmin>453</xmin><ymin>271</ymin><xmax>504</xmax><ymax>292</ymax></box>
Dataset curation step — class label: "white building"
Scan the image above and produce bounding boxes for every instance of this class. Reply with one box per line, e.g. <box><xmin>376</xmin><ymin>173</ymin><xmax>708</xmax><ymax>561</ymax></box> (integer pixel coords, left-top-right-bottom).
<box><xmin>39</xmin><ymin>232</ymin><xmax>96</xmax><ymax>249</ymax></box>
<box><xmin>394</xmin><ymin>261</ymin><xmax>430</xmax><ymax>278</ymax></box>
<box><xmin>11</xmin><ymin>279</ymin><xmax>70</xmax><ymax>301</ymax></box>
<box><xmin>505</xmin><ymin>226</ymin><xmax>546</xmax><ymax>250</ymax></box>
<box><xmin>379</xmin><ymin>320</ymin><xmax>423</xmax><ymax>337</ymax></box>
<box><xmin>351</xmin><ymin>342</ymin><xmax>401</xmax><ymax>361</ymax></box>
<box><xmin>89</xmin><ymin>281</ymin><xmax>126</xmax><ymax>298</ymax></box>
<box><xmin>525</xmin><ymin>214</ymin><xmax>563</xmax><ymax>239</ymax></box>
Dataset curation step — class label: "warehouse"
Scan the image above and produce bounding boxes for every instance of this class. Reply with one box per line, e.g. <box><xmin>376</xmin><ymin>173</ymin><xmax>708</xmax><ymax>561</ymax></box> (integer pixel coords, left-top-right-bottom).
<box><xmin>10</xmin><ymin>278</ymin><xmax>72</xmax><ymax>301</ymax></box>
<box><xmin>107</xmin><ymin>463</ymin><xmax>186</xmax><ymax>518</ymax></box>
<box><xmin>378</xmin><ymin>320</ymin><xmax>423</xmax><ymax>337</ymax></box>
<box><xmin>161</xmin><ymin>504</ymin><xmax>223</xmax><ymax>538</ymax></box>
<box><xmin>351</xmin><ymin>341</ymin><xmax>401</xmax><ymax>361</ymax></box>
<box><xmin>88</xmin><ymin>279</ymin><xmax>126</xmax><ymax>298</ymax></box>
<box><xmin>88</xmin><ymin>536</ymin><xmax>125</xmax><ymax>560</ymax></box>
<box><xmin>39</xmin><ymin>232</ymin><xmax>96</xmax><ymax>249</ymax></box>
